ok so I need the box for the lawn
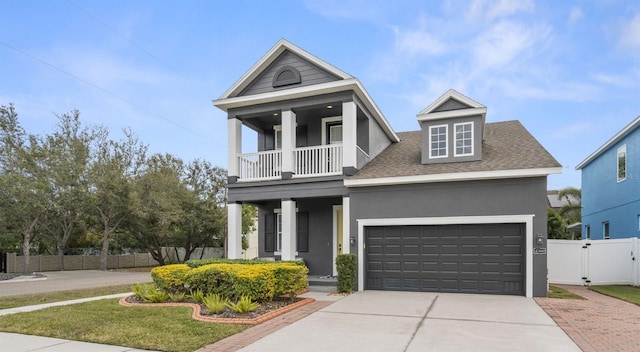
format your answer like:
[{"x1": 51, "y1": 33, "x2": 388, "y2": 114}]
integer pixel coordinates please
[
  {"x1": 0, "y1": 298, "x2": 249, "y2": 352},
  {"x1": 589, "y1": 285, "x2": 640, "y2": 306},
  {"x1": 547, "y1": 285, "x2": 584, "y2": 299},
  {"x1": 0, "y1": 284, "x2": 135, "y2": 309}
]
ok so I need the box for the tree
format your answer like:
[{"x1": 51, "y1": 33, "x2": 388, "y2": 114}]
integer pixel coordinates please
[
  {"x1": 241, "y1": 205, "x2": 258, "y2": 253},
  {"x1": 547, "y1": 208, "x2": 569, "y2": 239},
  {"x1": 0, "y1": 105, "x2": 49, "y2": 273},
  {"x1": 89, "y1": 129, "x2": 147, "y2": 270},
  {"x1": 557, "y1": 187, "x2": 581, "y2": 225},
  {"x1": 41, "y1": 111, "x2": 98, "y2": 270}
]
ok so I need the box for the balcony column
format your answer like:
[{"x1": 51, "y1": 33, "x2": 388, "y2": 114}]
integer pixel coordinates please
[
  {"x1": 342, "y1": 100, "x2": 357, "y2": 176},
  {"x1": 280, "y1": 199, "x2": 297, "y2": 261},
  {"x1": 227, "y1": 202, "x2": 243, "y2": 259},
  {"x1": 227, "y1": 117, "x2": 242, "y2": 183},
  {"x1": 281, "y1": 109, "x2": 296, "y2": 180},
  {"x1": 342, "y1": 196, "x2": 351, "y2": 254}
]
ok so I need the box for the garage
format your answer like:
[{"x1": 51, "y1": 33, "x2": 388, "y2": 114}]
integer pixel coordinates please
[{"x1": 365, "y1": 223, "x2": 525, "y2": 295}]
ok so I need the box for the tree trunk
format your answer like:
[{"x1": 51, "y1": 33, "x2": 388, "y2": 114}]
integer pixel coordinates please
[
  {"x1": 57, "y1": 241, "x2": 65, "y2": 271},
  {"x1": 99, "y1": 231, "x2": 111, "y2": 270},
  {"x1": 21, "y1": 233, "x2": 31, "y2": 275}
]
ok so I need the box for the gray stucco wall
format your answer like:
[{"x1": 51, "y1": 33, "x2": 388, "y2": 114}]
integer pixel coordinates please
[
  {"x1": 347, "y1": 177, "x2": 549, "y2": 297},
  {"x1": 240, "y1": 51, "x2": 340, "y2": 96},
  {"x1": 257, "y1": 198, "x2": 339, "y2": 275}
]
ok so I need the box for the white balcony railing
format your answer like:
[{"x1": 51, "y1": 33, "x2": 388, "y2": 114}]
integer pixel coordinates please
[
  {"x1": 236, "y1": 145, "x2": 343, "y2": 181},
  {"x1": 294, "y1": 144, "x2": 343, "y2": 177},
  {"x1": 237, "y1": 150, "x2": 282, "y2": 181}
]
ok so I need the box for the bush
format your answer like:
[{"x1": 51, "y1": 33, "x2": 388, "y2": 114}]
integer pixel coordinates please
[
  {"x1": 185, "y1": 263, "x2": 276, "y2": 301},
  {"x1": 186, "y1": 258, "x2": 305, "y2": 268},
  {"x1": 226, "y1": 295, "x2": 260, "y2": 313},
  {"x1": 272, "y1": 263, "x2": 308, "y2": 299},
  {"x1": 336, "y1": 254, "x2": 357, "y2": 293},
  {"x1": 151, "y1": 264, "x2": 190, "y2": 293},
  {"x1": 203, "y1": 293, "x2": 228, "y2": 314},
  {"x1": 189, "y1": 289, "x2": 205, "y2": 303}
]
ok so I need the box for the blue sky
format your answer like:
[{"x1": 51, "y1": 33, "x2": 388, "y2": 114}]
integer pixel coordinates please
[{"x1": 2, "y1": 0, "x2": 640, "y2": 190}]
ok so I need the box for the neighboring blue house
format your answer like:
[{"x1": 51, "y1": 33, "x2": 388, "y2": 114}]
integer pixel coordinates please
[{"x1": 576, "y1": 116, "x2": 640, "y2": 240}]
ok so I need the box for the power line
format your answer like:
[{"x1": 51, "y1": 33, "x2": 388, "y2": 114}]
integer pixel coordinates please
[
  {"x1": 66, "y1": 0, "x2": 210, "y2": 94},
  {"x1": 0, "y1": 40, "x2": 219, "y2": 144}
]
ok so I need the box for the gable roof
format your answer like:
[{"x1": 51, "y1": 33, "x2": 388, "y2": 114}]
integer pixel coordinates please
[
  {"x1": 575, "y1": 115, "x2": 640, "y2": 170},
  {"x1": 417, "y1": 89, "x2": 487, "y2": 123},
  {"x1": 219, "y1": 39, "x2": 353, "y2": 100},
  {"x1": 345, "y1": 120, "x2": 562, "y2": 187}
]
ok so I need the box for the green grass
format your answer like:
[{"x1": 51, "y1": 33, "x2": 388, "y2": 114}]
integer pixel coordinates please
[
  {"x1": 547, "y1": 285, "x2": 584, "y2": 299},
  {"x1": 0, "y1": 284, "x2": 137, "y2": 309},
  {"x1": 0, "y1": 298, "x2": 249, "y2": 352},
  {"x1": 589, "y1": 285, "x2": 640, "y2": 306}
]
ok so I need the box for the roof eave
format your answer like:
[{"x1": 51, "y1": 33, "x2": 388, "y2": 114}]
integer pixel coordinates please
[{"x1": 576, "y1": 115, "x2": 640, "y2": 170}]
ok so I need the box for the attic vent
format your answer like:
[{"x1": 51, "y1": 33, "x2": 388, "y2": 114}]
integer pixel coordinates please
[{"x1": 272, "y1": 65, "x2": 301, "y2": 87}]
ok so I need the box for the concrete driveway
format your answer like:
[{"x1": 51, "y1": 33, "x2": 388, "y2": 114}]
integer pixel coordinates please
[{"x1": 239, "y1": 291, "x2": 580, "y2": 352}]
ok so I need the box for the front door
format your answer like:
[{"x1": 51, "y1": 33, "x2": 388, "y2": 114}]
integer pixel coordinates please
[{"x1": 332, "y1": 205, "x2": 343, "y2": 276}]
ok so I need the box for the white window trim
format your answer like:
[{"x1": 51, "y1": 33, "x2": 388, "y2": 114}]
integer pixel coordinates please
[
  {"x1": 321, "y1": 116, "x2": 343, "y2": 146},
  {"x1": 356, "y1": 215, "x2": 535, "y2": 298},
  {"x1": 617, "y1": 144, "x2": 627, "y2": 183},
  {"x1": 454, "y1": 121, "x2": 474, "y2": 157},
  {"x1": 585, "y1": 225, "x2": 591, "y2": 239},
  {"x1": 273, "y1": 208, "x2": 299, "y2": 256},
  {"x1": 274, "y1": 125, "x2": 282, "y2": 150},
  {"x1": 429, "y1": 124, "x2": 448, "y2": 159}
]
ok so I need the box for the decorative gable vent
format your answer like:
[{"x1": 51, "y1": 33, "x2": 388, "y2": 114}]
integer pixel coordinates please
[{"x1": 272, "y1": 65, "x2": 301, "y2": 87}]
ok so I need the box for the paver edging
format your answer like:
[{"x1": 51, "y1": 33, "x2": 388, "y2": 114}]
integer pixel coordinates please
[{"x1": 119, "y1": 296, "x2": 315, "y2": 325}]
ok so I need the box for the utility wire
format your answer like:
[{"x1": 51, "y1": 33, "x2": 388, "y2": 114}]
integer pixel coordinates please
[
  {"x1": 0, "y1": 40, "x2": 216, "y2": 143},
  {"x1": 67, "y1": 0, "x2": 211, "y2": 94}
]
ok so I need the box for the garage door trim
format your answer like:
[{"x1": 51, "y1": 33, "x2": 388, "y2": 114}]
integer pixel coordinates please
[{"x1": 357, "y1": 215, "x2": 534, "y2": 297}]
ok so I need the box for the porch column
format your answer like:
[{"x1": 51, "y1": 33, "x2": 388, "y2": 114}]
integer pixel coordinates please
[
  {"x1": 342, "y1": 100, "x2": 357, "y2": 176},
  {"x1": 281, "y1": 199, "x2": 297, "y2": 261},
  {"x1": 281, "y1": 109, "x2": 296, "y2": 179},
  {"x1": 228, "y1": 117, "x2": 242, "y2": 183},
  {"x1": 342, "y1": 196, "x2": 351, "y2": 254},
  {"x1": 227, "y1": 202, "x2": 243, "y2": 259}
]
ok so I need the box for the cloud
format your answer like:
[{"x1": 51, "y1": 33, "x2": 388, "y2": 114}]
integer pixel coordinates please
[
  {"x1": 551, "y1": 122, "x2": 595, "y2": 140},
  {"x1": 619, "y1": 13, "x2": 640, "y2": 50},
  {"x1": 393, "y1": 25, "x2": 447, "y2": 57},
  {"x1": 567, "y1": 6, "x2": 584, "y2": 26},
  {"x1": 592, "y1": 72, "x2": 638, "y2": 88},
  {"x1": 466, "y1": 0, "x2": 534, "y2": 22}
]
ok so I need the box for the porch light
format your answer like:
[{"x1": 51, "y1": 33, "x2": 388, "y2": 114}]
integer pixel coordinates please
[
  {"x1": 327, "y1": 105, "x2": 333, "y2": 109},
  {"x1": 273, "y1": 112, "x2": 278, "y2": 116}
]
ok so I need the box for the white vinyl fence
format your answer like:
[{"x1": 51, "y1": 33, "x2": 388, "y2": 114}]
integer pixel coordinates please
[{"x1": 548, "y1": 238, "x2": 640, "y2": 286}]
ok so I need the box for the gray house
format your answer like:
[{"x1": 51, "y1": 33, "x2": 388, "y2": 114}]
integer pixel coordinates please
[{"x1": 214, "y1": 39, "x2": 561, "y2": 297}]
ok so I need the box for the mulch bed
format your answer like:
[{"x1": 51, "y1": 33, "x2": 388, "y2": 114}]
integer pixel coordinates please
[{"x1": 119, "y1": 294, "x2": 315, "y2": 325}]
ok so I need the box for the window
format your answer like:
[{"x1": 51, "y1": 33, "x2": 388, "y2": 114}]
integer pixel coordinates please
[
  {"x1": 603, "y1": 221, "x2": 610, "y2": 240},
  {"x1": 429, "y1": 125, "x2": 448, "y2": 158},
  {"x1": 454, "y1": 122, "x2": 473, "y2": 156},
  {"x1": 274, "y1": 125, "x2": 282, "y2": 150},
  {"x1": 328, "y1": 123, "x2": 343, "y2": 144},
  {"x1": 585, "y1": 225, "x2": 591, "y2": 240},
  {"x1": 275, "y1": 212, "x2": 282, "y2": 251},
  {"x1": 617, "y1": 145, "x2": 627, "y2": 182}
]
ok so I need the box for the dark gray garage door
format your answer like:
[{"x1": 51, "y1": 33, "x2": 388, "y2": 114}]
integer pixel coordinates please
[{"x1": 365, "y1": 223, "x2": 524, "y2": 295}]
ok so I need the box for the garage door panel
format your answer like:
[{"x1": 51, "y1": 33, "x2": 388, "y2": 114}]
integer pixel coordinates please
[{"x1": 366, "y1": 223, "x2": 525, "y2": 295}]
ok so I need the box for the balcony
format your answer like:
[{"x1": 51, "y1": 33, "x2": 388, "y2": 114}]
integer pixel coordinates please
[{"x1": 236, "y1": 144, "x2": 343, "y2": 182}]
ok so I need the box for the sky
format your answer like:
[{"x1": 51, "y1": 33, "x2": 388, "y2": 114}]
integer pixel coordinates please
[{"x1": 1, "y1": 0, "x2": 640, "y2": 190}]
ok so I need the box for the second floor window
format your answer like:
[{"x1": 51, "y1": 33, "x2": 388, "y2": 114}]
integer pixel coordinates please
[
  {"x1": 328, "y1": 122, "x2": 343, "y2": 144},
  {"x1": 430, "y1": 125, "x2": 448, "y2": 158},
  {"x1": 617, "y1": 144, "x2": 626, "y2": 182},
  {"x1": 454, "y1": 122, "x2": 473, "y2": 156}
]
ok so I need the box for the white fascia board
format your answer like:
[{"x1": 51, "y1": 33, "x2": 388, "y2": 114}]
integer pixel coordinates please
[
  {"x1": 418, "y1": 89, "x2": 485, "y2": 115},
  {"x1": 417, "y1": 107, "x2": 487, "y2": 122},
  {"x1": 575, "y1": 115, "x2": 640, "y2": 170},
  {"x1": 219, "y1": 39, "x2": 353, "y2": 100},
  {"x1": 345, "y1": 167, "x2": 563, "y2": 187},
  {"x1": 213, "y1": 79, "x2": 400, "y2": 143}
]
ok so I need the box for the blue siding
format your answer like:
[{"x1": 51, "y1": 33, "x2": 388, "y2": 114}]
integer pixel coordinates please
[{"x1": 582, "y1": 127, "x2": 640, "y2": 239}]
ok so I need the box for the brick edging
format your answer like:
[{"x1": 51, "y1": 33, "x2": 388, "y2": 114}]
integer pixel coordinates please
[{"x1": 118, "y1": 296, "x2": 315, "y2": 325}]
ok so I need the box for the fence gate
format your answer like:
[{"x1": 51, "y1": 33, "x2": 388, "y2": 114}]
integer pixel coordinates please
[{"x1": 0, "y1": 252, "x2": 6, "y2": 273}]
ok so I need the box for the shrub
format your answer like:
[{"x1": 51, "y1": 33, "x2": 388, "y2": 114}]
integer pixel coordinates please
[
  {"x1": 226, "y1": 296, "x2": 259, "y2": 313},
  {"x1": 132, "y1": 283, "x2": 156, "y2": 300},
  {"x1": 147, "y1": 290, "x2": 170, "y2": 303},
  {"x1": 169, "y1": 292, "x2": 186, "y2": 302},
  {"x1": 202, "y1": 293, "x2": 228, "y2": 314},
  {"x1": 151, "y1": 264, "x2": 190, "y2": 293},
  {"x1": 336, "y1": 254, "x2": 357, "y2": 293},
  {"x1": 272, "y1": 263, "x2": 308, "y2": 299},
  {"x1": 185, "y1": 263, "x2": 276, "y2": 301},
  {"x1": 188, "y1": 289, "x2": 205, "y2": 303},
  {"x1": 186, "y1": 258, "x2": 306, "y2": 268}
]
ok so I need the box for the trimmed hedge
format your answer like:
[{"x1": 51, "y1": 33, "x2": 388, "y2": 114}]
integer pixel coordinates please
[
  {"x1": 151, "y1": 261, "x2": 308, "y2": 301},
  {"x1": 336, "y1": 254, "x2": 357, "y2": 293},
  {"x1": 186, "y1": 257, "x2": 306, "y2": 268},
  {"x1": 151, "y1": 264, "x2": 190, "y2": 293}
]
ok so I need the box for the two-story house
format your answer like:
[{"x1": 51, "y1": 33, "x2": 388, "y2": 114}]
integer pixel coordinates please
[
  {"x1": 576, "y1": 115, "x2": 640, "y2": 240},
  {"x1": 213, "y1": 39, "x2": 561, "y2": 297}
]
